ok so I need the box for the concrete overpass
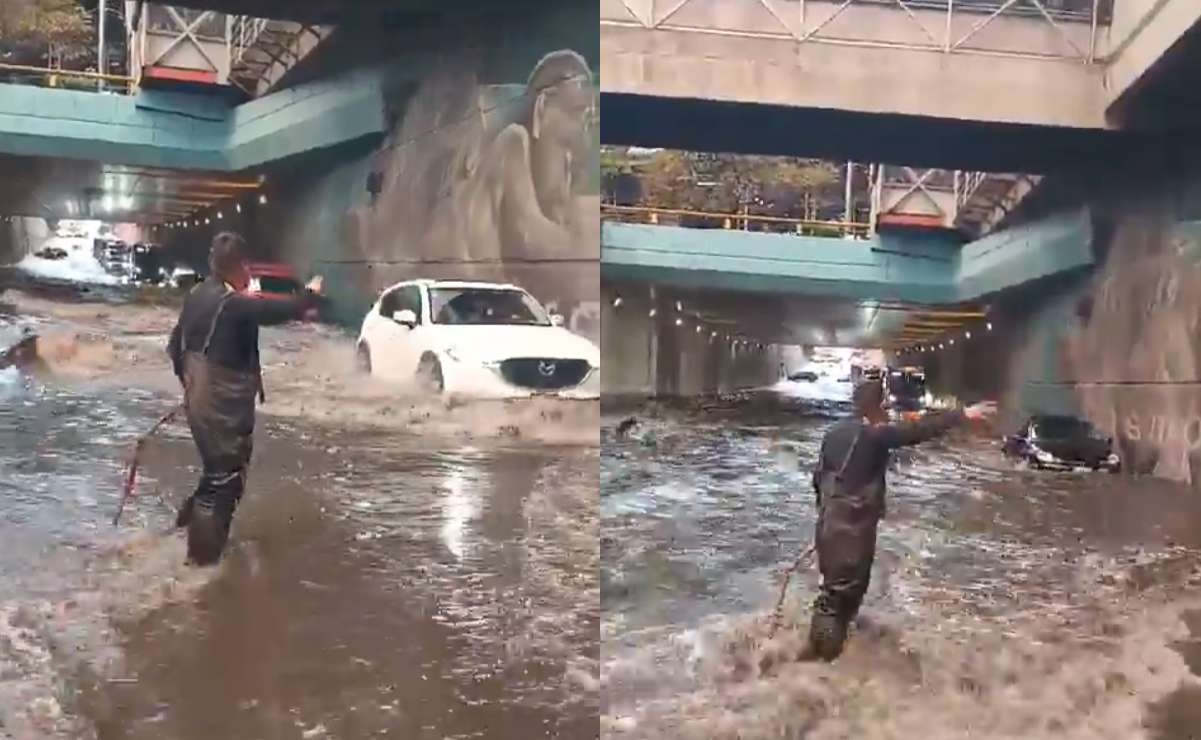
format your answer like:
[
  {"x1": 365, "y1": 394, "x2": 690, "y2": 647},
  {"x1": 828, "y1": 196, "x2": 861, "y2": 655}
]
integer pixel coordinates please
[
  {"x1": 602, "y1": 208, "x2": 1093, "y2": 343},
  {"x1": 599, "y1": 204, "x2": 1096, "y2": 396},
  {"x1": 1, "y1": 0, "x2": 599, "y2": 339},
  {"x1": 600, "y1": 0, "x2": 1201, "y2": 169},
  {"x1": 0, "y1": 0, "x2": 592, "y2": 227},
  {"x1": 0, "y1": 69, "x2": 385, "y2": 223}
]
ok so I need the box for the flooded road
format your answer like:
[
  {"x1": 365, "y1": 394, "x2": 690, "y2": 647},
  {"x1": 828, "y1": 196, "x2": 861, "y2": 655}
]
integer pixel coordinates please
[
  {"x1": 601, "y1": 396, "x2": 1201, "y2": 740},
  {"x1": 0, "y1": 291, "x2": 598, "y2": 739}
]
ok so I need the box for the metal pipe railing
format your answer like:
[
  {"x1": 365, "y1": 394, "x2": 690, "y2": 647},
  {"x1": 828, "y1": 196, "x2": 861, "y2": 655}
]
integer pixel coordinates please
[
  {"x1": 601, "y1": 204, "x2": 871, "y2": 238},
  {"x1": 0, "y1": 62, "x2": 136, "y2": 93}
]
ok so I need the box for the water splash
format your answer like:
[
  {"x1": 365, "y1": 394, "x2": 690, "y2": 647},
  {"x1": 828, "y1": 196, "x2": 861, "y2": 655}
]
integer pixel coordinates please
[{"x1": 601, "y1": 399, "x2": 1201, "y2": 738}]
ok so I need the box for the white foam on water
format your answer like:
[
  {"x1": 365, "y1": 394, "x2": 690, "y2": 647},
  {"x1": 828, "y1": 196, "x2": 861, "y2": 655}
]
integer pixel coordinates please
[
  {"x1": 16, "y1": 237, "x2": 120, "y2": 286},
  {"x1": 602, "y1": 550, "x2": 1201, "y2": 740},
  {"x1": 769, "y1": 378, "x2": 853, "y2": 403}
]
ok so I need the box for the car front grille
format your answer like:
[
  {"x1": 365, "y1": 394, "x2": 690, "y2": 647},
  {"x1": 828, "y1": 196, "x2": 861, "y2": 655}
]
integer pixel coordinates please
[{"x1": 499, "y1": 358, "x2": 591, "y2": 390}]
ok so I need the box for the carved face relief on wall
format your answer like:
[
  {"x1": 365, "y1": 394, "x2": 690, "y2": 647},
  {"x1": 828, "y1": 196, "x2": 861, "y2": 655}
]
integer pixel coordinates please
[{"x1": 343, "y1": 49, "x2": 599, "y2": 337}]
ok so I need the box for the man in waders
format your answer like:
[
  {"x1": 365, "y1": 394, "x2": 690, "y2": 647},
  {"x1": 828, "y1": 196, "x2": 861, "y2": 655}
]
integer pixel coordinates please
[
  {"x1": 806, "y1": 381, "x2": 994, "y2": 660},
  {"x1": 166, "y1": 232, "x2": 322, "y2": 565}
]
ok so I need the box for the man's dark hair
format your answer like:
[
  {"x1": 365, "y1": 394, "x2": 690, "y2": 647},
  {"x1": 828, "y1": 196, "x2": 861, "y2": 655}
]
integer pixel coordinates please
[
  {"x1": 852, "y1": 380, "x2": 884, "y2": 416},
  {"x1": 208, "y1": 232, "x2": 247, "y2": 278}
]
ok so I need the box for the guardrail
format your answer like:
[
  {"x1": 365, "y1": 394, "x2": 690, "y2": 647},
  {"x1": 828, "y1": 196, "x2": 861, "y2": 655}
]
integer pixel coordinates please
[
  {"x1": 602, "y1": 204, "x2": 871, "y2": 239},
  {"x1": 0, "y1": 62, "x2": 136, "y2": 94}
]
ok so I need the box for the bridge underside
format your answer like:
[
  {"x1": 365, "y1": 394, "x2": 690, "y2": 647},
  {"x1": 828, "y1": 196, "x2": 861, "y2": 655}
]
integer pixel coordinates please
[
  {"x1": 601, "y1": 209, "x2": 1094, "y2": 351},
  {"x1": 1111, "y1": 18, "x2": 1201, "y2": 131},
  {"x1": 603, "y1": 279, "x2": 982, "y2": 349},
  {"x1": 601, "y1": 9, "x2": 1106, "y2": 127},
  {"x1": 601, "y1": 93, "x2": 1156, "y2": 175},
  {"x1": 0, "y1": 67, "x2": 385, "y2": 174},
  {"x1": 0, "y1": 153, "x2": 268, "y2": 225}
]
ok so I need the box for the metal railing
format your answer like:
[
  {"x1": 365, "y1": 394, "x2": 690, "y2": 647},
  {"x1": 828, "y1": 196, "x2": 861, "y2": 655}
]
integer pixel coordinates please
[
  {"x1": 607, "y1": 0, "x2": 1110, "y2": 63},
  {"x1": 852, "y1": 0, "x2": 1110, "y2": 25},
  {"x1": 954, "y1": 171, "x2": 990, "y2": 211},
  {"x1": 0, "y1": 62, "x2": 136, "y2": 93},
  {"x1": 128, "y1": 4, "x2": 302, "y2": 96},
  {"x1": 230, "y1": 15, "x2": 270, "y2": 72},
  {"x1": 602, "y1": 204, "x2": 871, "y2": 238}
]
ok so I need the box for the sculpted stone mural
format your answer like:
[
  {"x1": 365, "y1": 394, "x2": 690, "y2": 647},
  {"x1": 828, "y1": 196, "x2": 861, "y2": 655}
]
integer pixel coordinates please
[
  {"x1": 344, "y1": 49, "x2": 599, "y2": 339},
  {"x1": 1059, "y1": 210, "x2": 1201, "y2": 487}
]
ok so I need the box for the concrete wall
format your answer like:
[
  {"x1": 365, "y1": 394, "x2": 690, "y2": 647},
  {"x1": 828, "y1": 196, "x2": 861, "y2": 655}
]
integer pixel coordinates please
[
  {"x1": 601, "y1": 281, "x2": 783, "y2": 398},
  {"x1": 1104, "y1": 0, "x2": 1201, "y2": 111},
  {"x1": 928, "y1": 167, "x2": 1201, "y2": 490},
  {"x1": 601, "y1": 1, "x2": 1108, "y2": 129},
  {"x1": 919, "y1": 271, "x2": 1088, "y2": 422},
  {"x1": 0, "y1": 218, "x2": 49, "y2": 264}
]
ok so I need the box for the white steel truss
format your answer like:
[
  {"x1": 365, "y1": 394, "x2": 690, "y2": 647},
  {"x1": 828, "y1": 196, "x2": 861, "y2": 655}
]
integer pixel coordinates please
[
  {"x1": 605, "y1": 0, "x2": 1109, "y2": 64},
  {"x1": 869, "y1": 165, "x2": 1042, "y2": 235},
  {"x1": 127, "y1": 3, "x2": 332, "y2": 97}
]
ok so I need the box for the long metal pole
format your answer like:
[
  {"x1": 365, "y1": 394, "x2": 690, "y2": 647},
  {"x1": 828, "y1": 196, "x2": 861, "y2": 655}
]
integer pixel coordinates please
[
  {"x1": 1088, "y1": 0, "x2": 1099, "y2": 63},
  {"x1": 944, "y1": 0, "x2": 953, "y2": 52},
  {"x1": 97, "y1": 0, "x2": 107, "y2": 90},
  {"x1": 844, "y1": 161, "x2": 854, "y2": 235}
]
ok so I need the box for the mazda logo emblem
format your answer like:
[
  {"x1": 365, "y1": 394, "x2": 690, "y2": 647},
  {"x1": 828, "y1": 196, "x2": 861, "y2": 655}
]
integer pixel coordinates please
[{"x1": 538, "y1": 361, "x2": 557, "y2": 376}]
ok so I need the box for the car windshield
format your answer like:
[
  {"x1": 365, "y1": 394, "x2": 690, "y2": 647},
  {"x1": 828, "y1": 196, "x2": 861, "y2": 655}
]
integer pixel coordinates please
[
  {"x1": 1033, "y1": 416, "x2": 1093, "y2": 438},
  {"x1": 890, "y1": 370, "x2": 926, "y2": 397},
  {"x1": 429, "y1": 288, "x2": 549, "y2": 326},
  {"x1": 253, "y1": 276, "x2": 300, "y2": 294}
]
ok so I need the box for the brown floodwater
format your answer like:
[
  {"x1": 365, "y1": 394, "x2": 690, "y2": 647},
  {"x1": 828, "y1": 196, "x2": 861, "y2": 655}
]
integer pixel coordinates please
[
  {"x1": 0, "y1": 300, "x2": 599, "y2": 740},
  {"x1": 600, "y1": 396, "x2": 1201, "y2": 740}
]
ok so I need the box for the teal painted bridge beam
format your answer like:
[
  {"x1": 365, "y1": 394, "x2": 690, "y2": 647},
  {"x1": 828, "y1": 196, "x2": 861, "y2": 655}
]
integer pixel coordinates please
[
  {"x1": 956, "y1": 209, "x2": 1094, "y2": 301},
  {"x1": 601, "y1": 209, "x2": 1094, "y2": 305},
  {"x1": 0, "y1": 67, "x2": 386, "y2": 171}
]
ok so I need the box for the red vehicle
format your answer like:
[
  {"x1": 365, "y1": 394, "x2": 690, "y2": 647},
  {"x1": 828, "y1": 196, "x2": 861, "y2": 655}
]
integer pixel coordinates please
[{"x1": 246, "y1": 262, "x2": 318, "y2": 321}]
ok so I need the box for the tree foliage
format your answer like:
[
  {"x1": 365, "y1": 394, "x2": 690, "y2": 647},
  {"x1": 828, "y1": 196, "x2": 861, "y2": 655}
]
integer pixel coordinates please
[
  {"x1": 602, "y1": 147, "x2": 846, "y2": 221},
  {"x1": 0, "y1": 0, "x2": 94, "y2": 67}
]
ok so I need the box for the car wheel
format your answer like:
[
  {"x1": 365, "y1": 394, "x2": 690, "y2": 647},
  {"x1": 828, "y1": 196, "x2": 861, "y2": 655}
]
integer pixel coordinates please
[
  {"x1": 356, "y1": 343, "x2": 372, "y2": 374},
  {"x1": 417, "y1": 354, "x2": 444, "y2": 395}
]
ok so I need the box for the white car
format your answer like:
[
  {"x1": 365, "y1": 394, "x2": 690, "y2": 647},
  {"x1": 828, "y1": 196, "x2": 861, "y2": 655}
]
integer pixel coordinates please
[{"x1": 356, "y1": 279, "x2": 600, "y2": 401}]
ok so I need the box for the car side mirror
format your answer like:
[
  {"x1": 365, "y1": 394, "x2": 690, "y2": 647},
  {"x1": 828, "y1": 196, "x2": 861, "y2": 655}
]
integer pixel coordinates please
[
  {"x1": 392, "y1": 309, "x2": 417, "y2": 327},
  {"x1": 550, "y1": 313, "x2": 565, "y2": 327}
]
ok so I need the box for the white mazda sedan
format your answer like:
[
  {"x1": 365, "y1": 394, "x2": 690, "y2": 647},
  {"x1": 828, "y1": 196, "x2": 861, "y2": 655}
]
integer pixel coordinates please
[{"x1": 356, "y1": 279, "x2": 599, "y2": 401}]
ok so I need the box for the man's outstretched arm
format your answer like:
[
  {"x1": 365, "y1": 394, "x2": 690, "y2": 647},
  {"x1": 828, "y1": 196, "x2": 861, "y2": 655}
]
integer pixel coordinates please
[
  {"x1": 876, "y1": 409, "x2": 965, "y2": 449},
  {"x1": 874, "y1": 402, "x2": 995, "y2": 449},
  {"x1": 242, "y1": 277, "x2": 324, "y2": 326},
  {"x1": 242, "y1": 291, "x2": 320, "y2": 326}
]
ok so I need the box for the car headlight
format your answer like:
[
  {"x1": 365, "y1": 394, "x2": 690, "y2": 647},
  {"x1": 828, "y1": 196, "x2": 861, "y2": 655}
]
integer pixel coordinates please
[
  {"x1": 888, "y1": 394, "x2": 897, "y2": 403},
  {"x1": 924, "y1": 392, "x2": 933, "y2": 405}
]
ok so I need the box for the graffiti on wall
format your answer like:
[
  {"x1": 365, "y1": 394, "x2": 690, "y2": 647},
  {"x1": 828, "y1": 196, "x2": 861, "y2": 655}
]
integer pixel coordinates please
[
  {"x1": 344, "y1": 49, "x2": 599, "y2": 338},
  {"x1": 1057, "y1": 212, "x2": 1201, "y2": 486}
]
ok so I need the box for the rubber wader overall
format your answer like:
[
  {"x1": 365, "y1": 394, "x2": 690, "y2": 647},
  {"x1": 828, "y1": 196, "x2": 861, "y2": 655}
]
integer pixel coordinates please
[
  {"x1": 809, "y1": 428, "x2": 880, "y2": 661},
  {"x1": 177, "y1": 289, "x2": 258, "y2": 565}
]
